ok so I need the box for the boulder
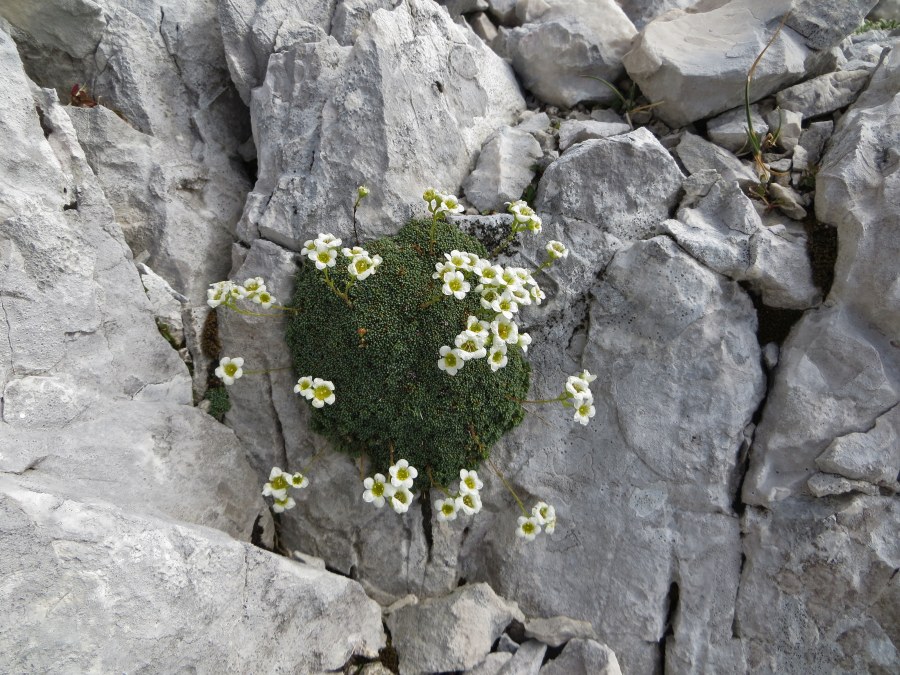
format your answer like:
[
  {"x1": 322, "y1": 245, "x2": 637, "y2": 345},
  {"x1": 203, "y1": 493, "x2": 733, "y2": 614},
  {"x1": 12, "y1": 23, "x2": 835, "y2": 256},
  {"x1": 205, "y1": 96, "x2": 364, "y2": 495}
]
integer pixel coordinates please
[
  {"x1": 776, "y1": 69, "x2": 872, "y2": 119},
  {"x1": 623, "y1": 0, "x2": 822, "y2": 127},
  {"x1": 539, "y1": 638, "x2": 622, "y2": 675},
  {"x1": 385, "y1": 583, "x2": 524, "y2": 674},
  {"x1": 616, "y1": 0, "x2": 700, "y2": 30},
  {"x1": 0, "y1": 476, "x2": 385, "y2": 673},
  {"x1": 557, "y1": 119, "x2": 631, "y2": 151},
  {"x1": 503, "y1": 0, "x2": 637, "y2": 107},
  {"x1": 536, "y1": 127, "x2": 684, "y2": 240},
  {"x1": 815, "y1": 404, "x2": 900, "y2": 489},
  {"x1": 242, "y1": 0, "x2": 525, "y2": 250},
  {"x1": 675, "y1": 132, "x2": 759, "y2": 187},
  {"x1": 463, "y1": 126, "x2": 542, "y2": 211},
  {"x1": 706, "y1": 104, "x2": 768, "y2": 154},
  {"x1": 524, "y1": 615, "x2": 596, "y2": 647}
]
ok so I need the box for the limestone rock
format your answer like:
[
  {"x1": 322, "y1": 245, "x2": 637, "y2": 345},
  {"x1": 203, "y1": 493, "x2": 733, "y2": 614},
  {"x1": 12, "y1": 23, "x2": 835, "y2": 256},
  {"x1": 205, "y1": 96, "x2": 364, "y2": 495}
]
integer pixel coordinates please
[
  {"x1": 765, "y1": 108, "x2": 803, "y2": 152},
  {"x1": 536, "y1": 127, "x2": 684, "y2": 240},
  {"x1": 616, "y1": 0, "x2": 699, "y2": 30},
  {"x1": 736, "y1": 497, "x2": 899, "y2": 672},
  {"x1": 623, "y1": 1, "x2": 812, "y2": 127},
  {"x1": 468, "y1": 652, "x2": 513, "y2": 675},
  {"x1": 675, "y1": 132, "x2": 759, "y2": 187},
  {"x1": 498, "y1": 640, "x2": 546, "y2": 674},
  {"x1": 776, "y1": 69, "x2": 872, "y2": 119},
  {"x1": 331, "y1": 1, "x2": 398, "y2": 46},
  {"x1": 486, "y1": 0, "x2": 517, "y2": 25},
  {"x1": 504, "y1": 0, "x2": 637, "y2": 107},
  {"x1": 539, "y1": 638, "x2": 622, "y2": 675},
  {"x1": 743, "y1": 308, "x2": 900, "y2": 506},
  {"x1": 707, "y1": 105, "x2": 768, "y2": 154},
  {"x1": 816, "y1": 46, "x2": 900, "y2": 338},
  {"x1": 385, "y1": 583, "x2": 524, "y2": 674},
  {"x1": 524, "y1": 615, "x2": 596, "y2": 647},
  {"x1": 137, "y1": 263, "x2": 187, "y2": 347},
  {"x1": 785, "y1": 0, "x2": 879, "y2": 51},
  {"x1": 463, "y1": 126, "x2": 542, "y2": 212},
  {"x1": 0, "y1": 477, "x2": 385, "y2": 673},
  {"x1": 243, "y1": 0, "x2": 525, "y2": 250},
  {"x1": 468, "y1": 11, "x2": 500, "y2": 43},
  {"x1": 767, "y1": 182, "x2": 807, "y2": 220},
  {"x1": 815, "y1": 404, "x2": 900, "y2": 488},
  {"x1": 557, "y1": 119, "x2": 631, "y2": 151},
  {"x1": 795, "y1": 120, "x2": 833, "y2": 170},
  {"x1": 807, "y1": 472, "x2": 880, "y2": 497}
]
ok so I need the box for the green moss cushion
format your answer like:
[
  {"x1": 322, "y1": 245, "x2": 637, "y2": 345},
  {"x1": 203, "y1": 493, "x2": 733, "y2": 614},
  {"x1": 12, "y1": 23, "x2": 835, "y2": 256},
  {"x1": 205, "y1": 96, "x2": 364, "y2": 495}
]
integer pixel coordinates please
[{"x1": 286, "y1": 219, "x2": 530, "y2": 485}]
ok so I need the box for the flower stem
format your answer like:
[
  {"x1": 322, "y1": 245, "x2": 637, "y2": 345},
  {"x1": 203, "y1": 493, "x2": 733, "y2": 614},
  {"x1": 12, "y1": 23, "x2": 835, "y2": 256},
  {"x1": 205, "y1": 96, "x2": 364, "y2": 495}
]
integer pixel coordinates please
[
  {"x1": 510, "y1": 394, "x2": 567, "y2": 405},
  {"x1": 323, "y1": 269, "x2": 353, "y2": 308},
  {"x1": 223, "y1": 303, "x2": 288, "y2": 318},
  {"x1": 429, "y1": 214, "x2": 439, "y2": 254},
  {"x1": 487, "y1": 458, "x2": 528, "y2": 517},
  {"x1": 489, "y1": 226, "x2": 520, "y2": 259}
]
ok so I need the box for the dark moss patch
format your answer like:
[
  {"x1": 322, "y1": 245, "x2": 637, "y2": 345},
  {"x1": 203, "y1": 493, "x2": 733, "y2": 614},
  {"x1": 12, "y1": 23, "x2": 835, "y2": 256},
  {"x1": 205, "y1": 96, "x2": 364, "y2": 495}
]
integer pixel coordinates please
[
  {"x1": 286, "y1": 219, "x2": 530, "y2": 486},
  {"x1": 203, "y1": 386, "x2": 231, "y2": 421}
]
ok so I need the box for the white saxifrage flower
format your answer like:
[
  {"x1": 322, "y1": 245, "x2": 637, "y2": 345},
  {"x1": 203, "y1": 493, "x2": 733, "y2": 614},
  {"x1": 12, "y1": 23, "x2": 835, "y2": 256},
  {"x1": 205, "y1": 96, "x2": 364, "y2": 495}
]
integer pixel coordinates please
[
  {"x1": 348, "y1": 253, "x2": 382, "y2": 280},
  {"x1": 488, "y1": 342, "x2": 508, "y2": 372},
  {"x1": 574, "y1": 399, "x2": 596, "y2": 425},
  {"x1": 435, "y1": 497, "x2": 459, "y2": 522},
  {"x1": 254, "y1": 290, "x2": 275, "y2": 308},
  {"x1": 580, "y1": 369, "x2": 598, "y2": 384},
  {"x1": 516, "y1": 515, "x2": 542, "y2": 541},
  {"x1": 454, "y1": 333, "x2": 487, "y2": 361},
  {"x1": 455, "y1": 491, "x2": 483, "y2": 515},
  {"x1": 532, "y1": 501, "x2": 557, "y2": 534},
  {"x1": 215, "y1": 356, "x2": 244, "y2": 385},
  {"x1": 311, "y1": 245, "x2": 338, "y2": 270},
  {"x1": 445, "y1": 250, "x2": 470, "y2": 270},
  {"x1": 294, "y1": 376, "x2": 314, "y2": 398},
  {"x1": 389, "y1": 459, "x2": 418, "y2": 489},
  {"x1": 207, "y1": 280, "x2": 236, "y2": 308},
  {"x1": 390, "y1": 486, "x2": 414, "y2": 514},
  {"x1": 273, "y1": 495, "x2": 297, "y2": 513},
  {"x1": 310, "y1": 378, "x2": 336, "y2": 408},
  {"x1": 342, "y1": 246, "x2": 366, "y2": 258},
  {"x1": 362, "y1": 473, "x2": 394, "y2": 508},
  {"x1": 262, "y1": 467, "x2": 291, "y2": 500},
  {"x1": 458, "y1": 469, "x2": 483, "y2": 495},
  {"x1": 438, "y1": 345, "x2": 465, "y2": 375},
  {"x1": 565, "y1": 375, "x2": 591, "y2": 399},
  {"x1": 290, "y1": 472, "x2": 309, "y2": 489},
  {"x1": 546, "y1": 240, "x2": 569, "y2": 260},
  {"x1": 441, "y1": 270, "x2": 470, "y2": 300},
  {"x1": 516, "y1": 332, "x2": 533, "y2": 354},
  {"x1": 491, "y1": 291, "x2": 518, "y2": 319},
  {"x1": 491, "y1": 317, "x2": 519, "y2": 345},
  {"x1": 464, "y1": 315, "x2": 490, "y2": 340}
]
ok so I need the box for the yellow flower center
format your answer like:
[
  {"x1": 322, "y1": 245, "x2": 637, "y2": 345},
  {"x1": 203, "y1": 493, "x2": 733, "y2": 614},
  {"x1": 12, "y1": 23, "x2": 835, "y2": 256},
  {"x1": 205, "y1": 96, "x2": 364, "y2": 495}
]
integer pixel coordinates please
[
  {"x1": 314, "y1": 385, "x2": 331, "y2": 400},
  {"x1": 271, "y1": 475, "x2": 289, "y2": 491},
  {"x1": 224, "y1": 363, "x2": 238, "y2": 377},
  {"x1": 522, "y1": 521, "x2": 536, "y2": 535},
  {"x1": 372, "y1": 482, "x2": 384, "y2": 497}
]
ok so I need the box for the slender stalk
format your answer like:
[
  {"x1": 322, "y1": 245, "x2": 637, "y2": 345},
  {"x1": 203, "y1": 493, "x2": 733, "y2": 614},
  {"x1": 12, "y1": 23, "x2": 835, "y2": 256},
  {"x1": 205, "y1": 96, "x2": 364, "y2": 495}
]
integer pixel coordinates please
[
  {"x1": 489, "y1": 227, "x2": 520, "y2": 259},
  {"x1": 322, "y1": 268, "x2": 353, "y2": 308},
  {"x1": 487, "y1": 458, "x2": 528, "y2": 517},
  {"x1": 224, "y1": 303, "x2": 289, "y2": 318}
]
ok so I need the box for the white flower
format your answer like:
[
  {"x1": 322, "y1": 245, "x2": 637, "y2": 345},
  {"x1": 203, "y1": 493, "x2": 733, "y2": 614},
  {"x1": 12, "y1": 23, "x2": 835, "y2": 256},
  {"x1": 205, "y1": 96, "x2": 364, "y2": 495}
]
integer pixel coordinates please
[
  {"x1": 454, "y1": 333, "x2": 487, "y2": 360},
  {"x1": 438, "y1": 345, "x2": 465, "y2": 375},
  {"x1": 510, "y1": 286, "x2": 531, "y2": 306},
  {"x1": 478, "y1": 264, "x2": 503, "y2": 286},
  {"x1": 530, "y1": 285, "x2": 546, "y2": 305},
  {"x1": 435, "y1": 497, "x2": 459, "y2": 522},
  {"x1": 507, "y1": 200, "x2": 533, "y2": 223},
  {"x1": 435, "y1": 193, "x2": 464, "y2": 215},
  {"x1": 565, "y1": 375, "x2": 591, "y2": 399},
  {"x1": 491, "y1": 317, "x2": 519, "y2": 345},
  {"x1": 546, "y1": 240, "x2": 569, "y2": 260},
  {"x1": 342, "y1": 246, "x2": 366, "y2": 258},
  {"x1": 215, "y1": 356, "x2": 244, "y2": 386},
  {"x1": 458, "y1": 469, "x2": 483, "y2": 495},
  {"x1": 290, "y1": 472, "x2": 309, "y2": 489},
  {"x1": 311, "y1": 245, "x2": 338, "y2": 270},
  {"x1": 445, "y1": 250, "x2": 470, "y2": 270},
  {"x1": 363, "y1": 473, "x2": 394, "y2": 508},
  {"x1": 480, "y1": 287, "x2": 500, "y2": 310},
  {"x1": 357, "y1": 185, "x2": 370, "y2": 198},
  {"x1": 532, "y1": 501, "x2": 556, "y2": 526},
  {"x1": 262, "y1": 467, "x2": 291, "y2": 500},
  {"x1": 349, "y1": 253, "x2": 382, "y2": 280},
  {"x1": 499, "y1": 268, "x2": 519, "y2": 287},
  {"x1": 310, "y1": 378, "x2": 336, "y2": 408},
  {"x1": 455, "y1": 491, "x2": 483, "y2": 515},
  {"x1": 580, "y1": 369, "x2": 597, "y2": 384},
  {"x1": 294, "y1": 376, "x2": 314, "y2": 398},
  {"x1": 441, "y1": 271, "x2": 470, "y2": 300},
  {"x1": 433, "y1": 261, "x2": 457, "y2": 280},
  {"x1": 253, "y1": 290, "x2": 275, "y2": 308},
  {"x1": 516, "y1": 515, "x2": 542, "y2": 541},
  {"x1": 207, "y1": 280, "x2": 236, "y2": 308},
  {"x1": 315, "y1": 233, "x2": 341, "y2": 248},
  {"x1": 574, "y1": 399, "x2": 596, "y2": 425},
  {"x1": 389, "y1": 459, "x2": 418, "y2": 489},
  {"x1": 516, "y1": 332, "x2": 532, "y2": 354},
  {"x1": 488, "y1": 342, "x2": 508, "y2": 372},
  {"x1": 464, "y1": 315, "x2": 490, "y2": 340},
  {"x1": 302, "y1": 238, "x2": 318, "y2": 255},
  {"x1": 241, "y1": 277, "x2": 266, "y2": 298},
  {"x1": 527, "y1": 214, "x2": 542, "y2": 233},
  {"x1": 491, "y1": 291, "x2": 518, "y2": 319},
  {"x1": 273, "y1": 495, "x2": 297, "y2": 513},
  {"x1": 390, "y1": 486, "x2": 414, "y2": 513},
  {"x1": 465, "y1": 252, "x2": 481, "y2": 269}
]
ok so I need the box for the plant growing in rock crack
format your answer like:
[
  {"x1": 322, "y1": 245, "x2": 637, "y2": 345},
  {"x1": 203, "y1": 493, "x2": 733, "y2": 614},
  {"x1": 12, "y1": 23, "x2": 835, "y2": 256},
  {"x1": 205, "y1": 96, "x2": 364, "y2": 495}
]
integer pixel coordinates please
[
  {"x1": 583, "y1": 75, "x2": 664, "y2": 129},
  {"x1": 210, "y1": 187, "x2": 597, "y2": 541},
  {"x1": 743, "y1": 13, "x2": 790, "y2": 206}
]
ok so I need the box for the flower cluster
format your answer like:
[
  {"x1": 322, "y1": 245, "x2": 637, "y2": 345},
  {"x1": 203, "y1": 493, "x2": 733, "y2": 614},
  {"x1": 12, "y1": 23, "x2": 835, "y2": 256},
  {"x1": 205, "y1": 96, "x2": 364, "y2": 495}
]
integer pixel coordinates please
[
  {"x1": 207, "y1": 277, "x2": 277, "y2": 309},
  {"x1": 215, "y1": 356, "x2": 244, "y2": 386},
  {"x1": 262, "y1": 466, "x2": 310, "y2": 513},
  {"x1": 294, "y1": 376, "x2": 336, "y2": 408},
  {"x1": 507, "y1": 199, "x2": 543, "y2": 234},
  {"x1": 565, "y1": 369, "x2": 597, "y2": 425},
  {"x1": 423, "y1": 188, "x2": 465, "y2": 218},
  {"x1": 516, "y1": 500, "x2": 557, "y2": 541},
  {"x1": 434, "y1": 468, "x2": 485, "y2": 521},
  {"x1": 362, "y1": 459, "x2": 419, "y2": 514},
  {"x1": 434, "y1": 250, "x2": 541, "y2": 376},
  {"x1": 302, "y1": 233, "x2": 382, "y2": 305}
]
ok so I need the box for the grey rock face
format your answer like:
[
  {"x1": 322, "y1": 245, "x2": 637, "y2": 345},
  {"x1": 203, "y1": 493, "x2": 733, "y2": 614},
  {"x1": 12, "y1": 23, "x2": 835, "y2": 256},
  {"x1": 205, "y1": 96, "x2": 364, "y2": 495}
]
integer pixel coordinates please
[
  {"x1": 504, "y1": 0, "x2": 637, "y2": 107},
  {"x1": 536, "y1": 127, "x2": 684, "y2": 240},
  {"x1": 385, "y1": 583, "x2": 524, "y2": 674},
  {"x1": 776, "y1": 69, "x2": 872, "y2": 118},
  {"x1": 736, "y1": 497, "x2": 899, "y2": 672},
  {"x1": 806, "y1": 472, "x2": 880, "y2": 497},
  {"x1": 706, "y1": 105, "x2": 768, "y2": 154},
  {"x1": 498, "y1": 640, "x2": 546, "y2": 674},
  {"x1": 243, "y1": 0, "x2": 524, "y2": 250},
  {"x1": 815, "y1": 404, "x2": 900, "y2": 489},
  {"x1": 785, "y1": 0, "x2": 879, "y2": 51},
  {"x1": 661, "y1": 178, "x2": 819, "y2": 309},
  {"x1": 524, "y1": 615, "x2": 596, "y2": 647},
  {"x1": 463, "y1": 126, "x2": 542, "y2": 211},
  {"x1": 675, "y1": 132, "x2": 760, "y2": 187},
  {"x1": 0, "y1": 476, "x2": 385, "y2": 673},
  {"x1": 616, "y1": 0, "x2": 699, "y2": 30},
  {"x1": 557, "y1": 119, "x2": 631, "y2": 151},
  {"x1": 539, "y1": 638, "x2": 622, "y2": 675},
  {"x1": 623, "y1": 0, "x2": 847, "y2": 127}
]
